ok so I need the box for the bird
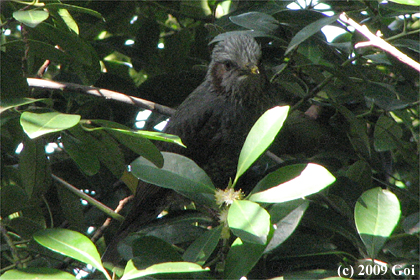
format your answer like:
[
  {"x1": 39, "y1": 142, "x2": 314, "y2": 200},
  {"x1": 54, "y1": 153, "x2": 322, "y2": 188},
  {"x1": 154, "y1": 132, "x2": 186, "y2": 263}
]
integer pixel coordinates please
[{"x1": 103, "y1": 33, "x2": 279, "y2": 264}]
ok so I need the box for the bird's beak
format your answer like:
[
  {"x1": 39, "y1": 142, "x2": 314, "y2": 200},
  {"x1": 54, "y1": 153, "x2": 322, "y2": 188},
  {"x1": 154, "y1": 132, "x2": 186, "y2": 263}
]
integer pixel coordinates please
[{"x1": 249, "y1": 65, "x2": 260, "y2": 75}]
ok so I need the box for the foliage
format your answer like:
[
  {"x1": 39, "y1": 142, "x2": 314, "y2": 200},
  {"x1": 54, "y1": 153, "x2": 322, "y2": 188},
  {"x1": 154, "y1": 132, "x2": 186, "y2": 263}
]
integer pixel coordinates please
[{"x1": 1, "y1": 0, "x2": 419, "y2": 279}]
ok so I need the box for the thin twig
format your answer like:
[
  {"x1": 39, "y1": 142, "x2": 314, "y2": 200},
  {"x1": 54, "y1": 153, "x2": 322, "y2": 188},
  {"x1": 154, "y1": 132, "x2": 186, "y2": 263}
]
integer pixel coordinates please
[
  {"x1": 90, "y1": 195, "x2": 133, "y2": 243},
  {"x1": 27, "y1": 78, "x2": 176, "y2": 116},
  {"x1": 339, "y1": 12, "x2": 420, "y2": 72},
  {"x1": 52, "y1": 174, "x2": 124, "y2": 222}
]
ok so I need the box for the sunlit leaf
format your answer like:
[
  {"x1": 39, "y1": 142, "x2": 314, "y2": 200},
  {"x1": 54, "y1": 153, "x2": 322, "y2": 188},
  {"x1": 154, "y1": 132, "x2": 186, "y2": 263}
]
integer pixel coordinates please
[
  {"x1": 20, "y1": 112, "x2": 80, "y2": 139},
  {"x1": 355, "y1": 187, "x2": 401, "y2": 258},
  {"x1": 33, "y1": 229, "x2": 108, "y2": 278},
  {"x1": 13, "y1": 10, "x2": 49, "y2": 28},
  {"x1": 249, "y1": 163, "x2": 335, "y2": 203},
  {"x1": 234, "y1": 106, "x2": 289, "y2": 184},
  {"x1": 0, "y1": 98, "x2": 46, "y2": 114},
  {"x1": 131, "y1": 152, "x2": 216, "y2": 206},
  {"x1": 388, "y1": 0, "x2": 420, "y2": 5},
  {"x1": 0, "y1": 267, "x2": 76, "y2": 279},
  {"x1": 58, "y1": 9, "x2": 79, "y2": 34},
  {"x1": 228, "y1": 200, "x2": 270, "y2": 244},
  {"x1": 121, "y1": 261, "x2": 208, "y2": 280}
]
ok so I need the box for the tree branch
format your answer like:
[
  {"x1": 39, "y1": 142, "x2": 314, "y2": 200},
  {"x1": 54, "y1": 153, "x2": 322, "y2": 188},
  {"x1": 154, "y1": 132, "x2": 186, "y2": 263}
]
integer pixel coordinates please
[
  {"x1": 27, "y1": 78, "x2": 176, "y2": 116},
  {"x1": 339, "y1": 12, "x2": 420, "y2": 72}
]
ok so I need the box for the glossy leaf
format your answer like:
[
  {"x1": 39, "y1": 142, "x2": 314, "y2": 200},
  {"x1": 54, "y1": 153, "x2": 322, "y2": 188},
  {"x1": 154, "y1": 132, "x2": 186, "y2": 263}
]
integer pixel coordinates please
[
  {"x1": 228, "y1": 200, "x2": 271, "y2": 244},
  {"x1": 57, "y1": 9, "x2": 79, "y2": 34},
  {"x1": 121, "y1": 261, "x2": 208, "y2": 280},
  {"x1": 0, "y1": 268, "x2": 76, "y2": 279},
  {"x1": 234, "y1": 106, "x2": 289, "y2": 184},
  {"x1": 20, "y1": 112, "x2": 80, "y2": 139},
  {"x1": 13, "y1": 10, "x2": 49, "y2": 28},
  {"x1": 388, "y1": 0, "x2": 420, "y2": 5},
  {"x1": 355, "y1": 187, "x2": 401, "y2": 258},
  {"x1": 131, "y1": 152, "x2": 216, "y2": 194},
  {"x1": 224, "y1": 238, "x2": 266, "y2": 279},
  {"x1": 0, "y1": 98, "x2": 46, "y2": 114},
  {"x1": 33, "y1": 229, "x2": 109, "y2": 278},
  {"x1": 286, "y1": 14, "x2": 340, "y2": 55},
  {"x1": 82, "y1": 119, "x2": 165, "y2": 168},
  {"x1": 249, "y1": 163, "x2": 335, "y2": 203},
  {"x1": 265, "y1": 200, "x2": 309, "y2": 253},
  {"x1": 183, "y1": 225, "x2": 222, "y2": 264}
]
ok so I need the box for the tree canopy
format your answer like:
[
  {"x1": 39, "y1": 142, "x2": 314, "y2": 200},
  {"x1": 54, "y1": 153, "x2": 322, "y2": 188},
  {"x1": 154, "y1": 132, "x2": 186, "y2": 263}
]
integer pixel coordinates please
[{"x1": 1, "y1": 0, "x2": 419, "y2": 279}]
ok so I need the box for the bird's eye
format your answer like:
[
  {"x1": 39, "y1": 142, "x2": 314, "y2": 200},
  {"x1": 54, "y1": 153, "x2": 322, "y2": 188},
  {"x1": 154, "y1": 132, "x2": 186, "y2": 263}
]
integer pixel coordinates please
[{"x1": 224, "y1": 61, "x2": 234, "y2": 71}]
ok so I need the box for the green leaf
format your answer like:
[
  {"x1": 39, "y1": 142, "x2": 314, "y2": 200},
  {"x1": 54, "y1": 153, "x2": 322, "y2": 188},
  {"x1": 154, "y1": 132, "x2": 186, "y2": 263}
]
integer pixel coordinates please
[
  {"x1": 346, "y1": 160, "x2": 372, "y2": 190},
  {"x1": 183, "y1": 225, "x2": 223, "y2": 264},
  {"x1": 374, "y1": 114, "x2": 403, "y2": 151},
  {"x1": 388, "y1": 0, "x2": 420, "y2": 5},
  {"x1": 56, "y1": 186, "x2": 85, "y2": 230},
  {"x1": 33, "y1": 22, "x2": 94, "y2": 67},
  {"x1": 60, "y1": 133, "x2": 100, "y2": 176},
  {"x1": 68, "y1": 125, "x2": 125, "y2": 178},
  {"x1": 44, "y1": 3, "x2": 103, "y2": 19},
  {"x1": 336, "y1": 104, "x2": 371, "y2": 158},
  {"x1": 228, "y1": 200, "x2": 271, "y2": 245},
  {"x1": 355, "y1": 187, "x2": 401, "y2": 258},
  {"x1": 82, "y1": 120, "x2": 164, "y2": 168},
  {"x1": 1, "y1": 184, "x2": 28, "y2": 217},
  {"x1": 121, "y1": 261, "x2": 208, "y2": 280},
  {"x1": 1, "y1": 51, "x2": 29, "y2": 99},
  {"x1": 131, "y1": 152, "x2": 216, "y2": 195},
  {"x1": 0, "y1": 267, "x2": 76, "y2": 279},
  {"x1": 33, "y1": 229, "x2": 109, "y2": 279},
  {"x1": 229, "y1": 12, "x2": 280, "y2": 35},
  {"x1": 224, "y1": 238, "x2": 266, "y2": 279},
  {"x1": 249, "y1": 163, "x2": 335, "y2": 203},
  {"x1": 234, "y1": 106, "x2": 289, "y2": 184},
  {"x1": 286, "y1": 14, "x2": 340, "y2": 55},
  {"x1": 13, "y1": 10, "x2": 49, "y2": 28},
  {"x1": 0, "y1": 98, "x2": 46, "y2": 114},
  {"x1": 57, "y1": 9, "x2": 79, "y2": 34},
  {"x1": 129, "y1": 236, "x2": 182, "y2": 268},
  {"x1": 265, "y1": 200, "x2": 309, "y2": 253},
  {"x1": 19, "y1": 137, "x2": 51, "y2": 198},
  {"x1": 20, "y1": 112, "x2": 80, "y2": 139}
]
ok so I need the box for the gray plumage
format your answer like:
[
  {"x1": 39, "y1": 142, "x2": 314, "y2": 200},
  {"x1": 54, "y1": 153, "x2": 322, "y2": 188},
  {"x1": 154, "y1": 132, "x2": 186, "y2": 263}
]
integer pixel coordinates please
[{"x1": 103, "y1": 34, "x2": 276, "y2": 264}]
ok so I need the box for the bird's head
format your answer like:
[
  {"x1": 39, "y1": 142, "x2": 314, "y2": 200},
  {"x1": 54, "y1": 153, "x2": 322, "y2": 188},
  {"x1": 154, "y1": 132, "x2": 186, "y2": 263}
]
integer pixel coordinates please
[{"x1": 208, "y1": 34, "x2": 268, "y2": 105}]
